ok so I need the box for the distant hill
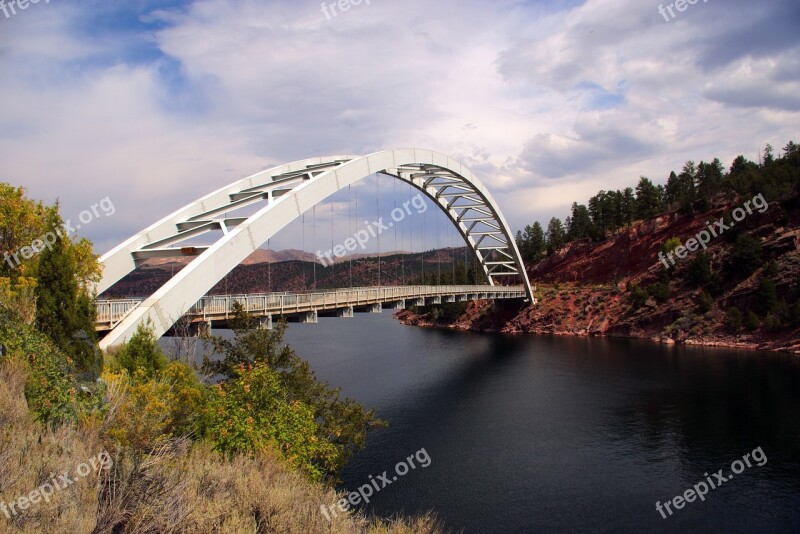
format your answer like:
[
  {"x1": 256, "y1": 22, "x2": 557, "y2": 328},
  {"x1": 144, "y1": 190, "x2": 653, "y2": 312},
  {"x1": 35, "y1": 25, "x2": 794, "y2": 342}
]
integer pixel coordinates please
[{"x1": 101, "y1": 248, "x2": 475, "y2": 298}]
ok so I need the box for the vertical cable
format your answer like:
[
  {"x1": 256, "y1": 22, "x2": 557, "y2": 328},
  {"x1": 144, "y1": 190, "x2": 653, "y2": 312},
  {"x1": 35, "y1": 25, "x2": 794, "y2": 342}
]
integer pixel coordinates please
[
  {"x1": 377, "y1": 174, "x2": 381, "y2": 287},
  {"x1": 437, "y1": 206, "x2": 441, "y2": 286},
  {"x1": 394, "y1": 178, "x2": 398, "y2": 287},
  {"x1": 313, "y1": 204, "x2": 317, "y2": 290}
]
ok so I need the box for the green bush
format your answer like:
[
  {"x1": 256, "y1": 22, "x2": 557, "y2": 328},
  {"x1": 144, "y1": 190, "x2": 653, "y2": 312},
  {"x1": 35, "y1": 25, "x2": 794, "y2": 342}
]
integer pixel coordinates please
[
  {"x1": 754, "y1": 278, "x2": 778, "y2": 316},
  {"x1": 697, "y1": 291, "x2": 714, "y2": 313},
  {"x1": 726, "y1": 234, "x2": 764, "y2": 280},
  {"x1": 647, "y1": 282, "x2": 671, "y2": 303},
  {"x1": 0, "y1": 306, "x2": 103, "y2": 426},
  {"x1": 206, "y1": 362, "x2": 338, "y2": 482},
  {"x1": 724, "y1": 307, "x2": 742, "y2": 331},
  {"x1": 744, "y1": 311, "x2": 761, "y2": 331},
  {"x1": 110, "y1": 320, "x2": 168, "y2": 379},
  {"x1": 763, "y1": 313, "x2": 783, "y2": 333}
]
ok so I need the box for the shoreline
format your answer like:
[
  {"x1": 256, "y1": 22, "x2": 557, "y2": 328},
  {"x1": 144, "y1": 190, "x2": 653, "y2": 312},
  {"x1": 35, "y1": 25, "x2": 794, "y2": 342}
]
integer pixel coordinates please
[{"x1": 394, "y1": 309, "x2": 800, "y2": 355}]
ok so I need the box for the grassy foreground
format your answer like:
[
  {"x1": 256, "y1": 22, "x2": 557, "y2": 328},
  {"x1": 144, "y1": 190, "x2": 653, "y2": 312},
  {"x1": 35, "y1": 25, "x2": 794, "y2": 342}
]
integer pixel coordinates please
[{"x1": 0, "y1": 312, "x2": 446, "y2": 533}]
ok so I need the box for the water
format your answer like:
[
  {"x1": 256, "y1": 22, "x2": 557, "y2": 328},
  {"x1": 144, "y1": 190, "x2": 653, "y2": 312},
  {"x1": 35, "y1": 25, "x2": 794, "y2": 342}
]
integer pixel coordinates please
[{"x1": 213, "y1": 314, "x2": 800, "y2": 533}]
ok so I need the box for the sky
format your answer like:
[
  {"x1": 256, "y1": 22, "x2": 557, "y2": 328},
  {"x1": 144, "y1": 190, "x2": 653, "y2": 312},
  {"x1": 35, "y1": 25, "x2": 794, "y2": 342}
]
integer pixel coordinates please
[{"x1": 0, "y1": 0, "x2": 798, "y2": 255}]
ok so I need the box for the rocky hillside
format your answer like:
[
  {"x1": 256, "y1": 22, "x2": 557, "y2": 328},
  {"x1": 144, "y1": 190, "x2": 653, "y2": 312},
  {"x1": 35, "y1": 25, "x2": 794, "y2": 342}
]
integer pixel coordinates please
[{"x1": 400, "y1": 195, "x2": 800, "y2": 353}]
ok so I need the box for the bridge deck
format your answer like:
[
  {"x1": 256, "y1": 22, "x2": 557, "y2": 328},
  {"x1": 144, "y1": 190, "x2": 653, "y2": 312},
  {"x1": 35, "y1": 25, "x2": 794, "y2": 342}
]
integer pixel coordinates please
[{"x1": 96, "y1": 285, "x2": 530, "y2": 332}]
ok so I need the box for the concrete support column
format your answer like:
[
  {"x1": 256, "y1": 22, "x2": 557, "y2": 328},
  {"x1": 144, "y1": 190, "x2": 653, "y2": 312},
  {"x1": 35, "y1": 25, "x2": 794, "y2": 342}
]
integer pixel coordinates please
[
  {"x1": 300, "y1": 310, "x2": 318, "y2": 324},
  {"x1": 337, "y1": 306, "x2": 354, "y2": 318}
]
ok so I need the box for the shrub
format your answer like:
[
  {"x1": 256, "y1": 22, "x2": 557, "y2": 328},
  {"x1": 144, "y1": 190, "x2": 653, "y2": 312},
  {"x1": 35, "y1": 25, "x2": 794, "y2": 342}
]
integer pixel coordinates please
[
  {"x1": 647, "y1": 282, "x2": 670, "y2": 303},
  {"x1": 744, "y1": 311, "x2": 761, "y2": 331},
  {"x1": 686, "y1": 253, "x2": 712, "y2": 287},
  {"x1": 0, "y1": 306, "x2": 102, "y2": 426},
  {"x1": 697, "y1": 291, "x2": 714, "y2": 313},
  {"x1": 763, "y1": 313, "x2": 783, "y2": 333},
  {"x1": 726, "y1": 234, "x2": 764, "y2": 280},
  {"x1": 724, "y1": 307, "x2": 742, "y2": 331},
  {"x1": 104, "y1": 361, "x2": 210, "y2": 451},
  {"x1": 205, "y1": 362, "x2": 338, "y2": 482},
  {"x1": 754, "y1": 278, "x2": 778, "y2": 316},
  {"x1": 111, "y1": 320, "x2": 168, "y2": 379}
]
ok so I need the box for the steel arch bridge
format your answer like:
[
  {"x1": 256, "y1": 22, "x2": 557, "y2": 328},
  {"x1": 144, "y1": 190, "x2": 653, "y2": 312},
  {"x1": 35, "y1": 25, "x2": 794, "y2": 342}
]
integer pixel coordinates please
[{"x1": 97, "y1": 148, "x2": 534, "y2": 349}]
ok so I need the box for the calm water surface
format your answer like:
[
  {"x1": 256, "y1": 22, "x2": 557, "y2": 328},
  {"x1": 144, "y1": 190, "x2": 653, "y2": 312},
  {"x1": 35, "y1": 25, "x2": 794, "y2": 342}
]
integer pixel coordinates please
[{"x1": 218, "y1": 314, "x2": 800, "y2": 533}]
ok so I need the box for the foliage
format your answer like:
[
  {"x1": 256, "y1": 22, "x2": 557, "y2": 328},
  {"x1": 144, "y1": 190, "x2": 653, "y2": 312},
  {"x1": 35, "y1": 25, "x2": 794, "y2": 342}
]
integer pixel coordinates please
[
  {"x1": 0, "y1": 305, "x2": 103, "y2": 426},
  {"x1": 697, "y1": 291, "x2": 714, "y2": 313},
  {"x1": 202, "y1": 304, "x2": 384, "y2": 480},
  {"x1": 516, "y1": 221, "x2": 546, "y2": 264},
  {"x1": 646, "y1": 282, "x2": 670, "y2": 303},
  {"x1": 744, "y1": 311, "x2": 760, "y2": 331},
  {"x1": 111, "y1": 319, "x2": 168, "y2": 379},
  {"x1": 628, "y1": 283, "x2": 648, "y2": 310},
  {"x1": 662, "y1": 237, "x2": 682, "y2": 255},
  {"x1": 545, "y1": 217, "x2": 566, "y2": 255},
  {"x1": 427, "y1": 302, "x2": 468, "y2": 322},
  {"x1": 635, "y1": 177, "x2": 665, "y2": 219},
  {"x1": 726, "y1": 234, "x2": 764, "y2": 280},
  {"x1": 685, "y1": 252, "x2": 710, "y2": 287},
  {"x1": 0, "y1": 183, "x2": 48, "y2": 278},
  {"x1": 104, "y1": 366, "x2": 208, "y2": 452},
  {"x1": 763, "y1": 313, "x2": 783, "y2": 333},
  {"x1": 205, "y1": 362, "x2": 338, "y2": 482},
  {"x1": 724, "y1": 307, "x2": 742, "y2": 331},
  {"x1": 34, "y1": 208, "x2": 100, "y2": 377},
  {"x1": 754, "y1": 278, "x2": 778, "y2": 317},
  {"x1": 0, "y1": 275, "x2": 38, "y2": 324}
]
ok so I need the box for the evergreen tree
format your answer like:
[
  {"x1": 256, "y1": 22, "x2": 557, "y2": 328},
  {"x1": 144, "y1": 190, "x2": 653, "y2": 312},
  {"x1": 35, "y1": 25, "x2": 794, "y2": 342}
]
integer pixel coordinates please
[
  {"x1": 545, "y1": 217, "x2": 566, "y2": 255},
  {"x1": 635, "y1": 177, "x2": 663, "y2": 219},
  {"x1": 35, "y1": 207, "x2": 99, "y2": 376}
]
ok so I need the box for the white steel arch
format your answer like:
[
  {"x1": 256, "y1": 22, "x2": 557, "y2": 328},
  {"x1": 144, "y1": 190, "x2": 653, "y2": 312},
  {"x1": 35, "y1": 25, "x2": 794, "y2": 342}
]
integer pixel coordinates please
[{"x1": 97, "y1": 149, "x2": 534, "y2": 349}]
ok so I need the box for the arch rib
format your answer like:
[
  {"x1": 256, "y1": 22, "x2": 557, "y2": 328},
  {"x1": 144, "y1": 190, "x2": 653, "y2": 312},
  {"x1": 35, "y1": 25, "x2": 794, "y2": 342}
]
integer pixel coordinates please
[{"x1": 98, "y1": 149, "x2": 534, "y2": 349}]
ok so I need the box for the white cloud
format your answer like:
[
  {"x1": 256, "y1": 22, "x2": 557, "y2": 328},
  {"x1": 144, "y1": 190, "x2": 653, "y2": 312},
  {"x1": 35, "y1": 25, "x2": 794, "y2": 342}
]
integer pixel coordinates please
[{"x1": 0, "y1": 0, "x2": 797, "y2": 254}]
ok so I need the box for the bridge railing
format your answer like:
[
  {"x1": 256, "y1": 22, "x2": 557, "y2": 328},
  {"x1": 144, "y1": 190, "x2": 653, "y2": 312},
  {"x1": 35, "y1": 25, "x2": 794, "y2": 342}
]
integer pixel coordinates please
[
  {"x1": 95, "y1": 298, "x2": 145, "y2": 328},
  {"x1": 97, "y1": 285, "x2": 527, "y2": 326}
]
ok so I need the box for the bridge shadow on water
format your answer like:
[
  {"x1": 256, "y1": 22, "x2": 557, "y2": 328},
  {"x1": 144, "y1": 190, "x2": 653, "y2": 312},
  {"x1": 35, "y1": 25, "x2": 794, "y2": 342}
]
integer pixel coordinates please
[{"x1": 202, "y1": 315, "x2": 800, "y2": 534}]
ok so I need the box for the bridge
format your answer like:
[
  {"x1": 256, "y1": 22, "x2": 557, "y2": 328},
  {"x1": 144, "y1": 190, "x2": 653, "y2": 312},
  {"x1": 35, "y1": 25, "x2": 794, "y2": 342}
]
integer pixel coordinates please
[
  {"x1": 95, "y1": 149, "x2": 534, "y2": 349},
  {"x1": 95, "y1": 285, "x2": 529, "y2": 334}
]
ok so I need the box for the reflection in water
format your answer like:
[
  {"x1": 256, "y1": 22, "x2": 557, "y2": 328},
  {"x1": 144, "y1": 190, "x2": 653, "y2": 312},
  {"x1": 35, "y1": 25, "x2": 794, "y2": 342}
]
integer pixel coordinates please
[{"x1": 200, "y1": 314, "x2": 800, "y2": 533}]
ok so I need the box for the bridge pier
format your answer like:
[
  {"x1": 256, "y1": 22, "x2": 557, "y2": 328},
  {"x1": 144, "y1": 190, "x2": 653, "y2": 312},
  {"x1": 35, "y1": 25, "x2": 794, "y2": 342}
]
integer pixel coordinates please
[
  {"x1": 408, "y1": 297, "x2": 424, "y2": 307},
  {"x1": 300, "y1": 310, "x2": 318, "y2": 324},
  {"x1": 425, "y1": 296, "x2": 442, "y2": 305},
  {"x1": 443, "y1": 295, "x2": 456, "y2": 303},
  {"x1": 383, "y1": 300, "x2": 405, "y2": 311},
  {"x1": 367, "y1": 303, "x2": 382, "y2": 314},
  {"x1": 337, "y1": 306, "x2": 354, "y2": 318},
  {"x1": 259, "y1": 316, "x2": 273, "y2": 330}
]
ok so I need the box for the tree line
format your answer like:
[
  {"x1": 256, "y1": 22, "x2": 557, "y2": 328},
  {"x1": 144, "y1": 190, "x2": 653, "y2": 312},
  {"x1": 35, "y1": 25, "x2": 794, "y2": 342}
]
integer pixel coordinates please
[{"x1": 516, "y1": 141, "x2": 800, "y2": 264}]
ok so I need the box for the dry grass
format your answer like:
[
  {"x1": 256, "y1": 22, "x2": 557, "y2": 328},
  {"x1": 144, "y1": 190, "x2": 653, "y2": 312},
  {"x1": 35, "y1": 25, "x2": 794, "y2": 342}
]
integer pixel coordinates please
[{"x1": 0, "y1": 360, "x2": 450, "y2": 534}]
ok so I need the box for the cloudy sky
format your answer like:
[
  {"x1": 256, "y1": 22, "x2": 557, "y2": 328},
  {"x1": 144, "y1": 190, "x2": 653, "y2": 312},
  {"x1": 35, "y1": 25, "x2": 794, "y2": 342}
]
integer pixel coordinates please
[{"x1": 1, "y1": 0, "x2": 798, "y2": 255}]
